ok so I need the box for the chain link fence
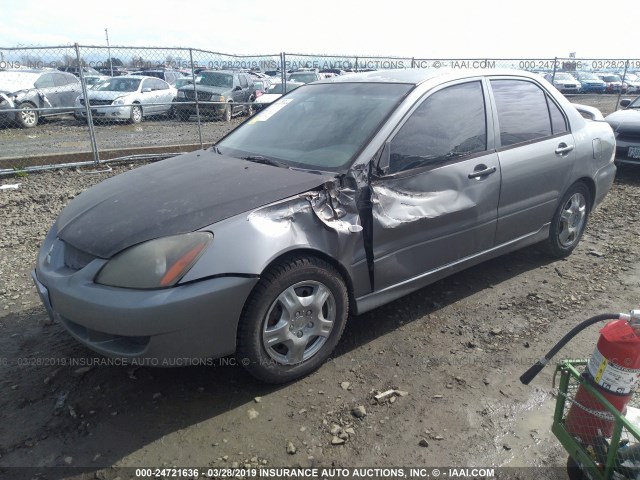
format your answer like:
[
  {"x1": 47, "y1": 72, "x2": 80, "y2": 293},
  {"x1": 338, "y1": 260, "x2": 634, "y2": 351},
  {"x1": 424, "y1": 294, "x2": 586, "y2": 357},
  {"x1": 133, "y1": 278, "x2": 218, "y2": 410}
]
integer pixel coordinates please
[{"x1": 1, "y1": 45, "x2": 639, "y2": 175}]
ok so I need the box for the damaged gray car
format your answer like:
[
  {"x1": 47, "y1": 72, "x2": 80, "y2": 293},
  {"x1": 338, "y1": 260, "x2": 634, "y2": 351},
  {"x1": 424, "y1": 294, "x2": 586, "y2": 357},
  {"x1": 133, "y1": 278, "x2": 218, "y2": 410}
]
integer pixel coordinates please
[{"x1": 33, "y1": 69, "x2": 616, "y2": 383}]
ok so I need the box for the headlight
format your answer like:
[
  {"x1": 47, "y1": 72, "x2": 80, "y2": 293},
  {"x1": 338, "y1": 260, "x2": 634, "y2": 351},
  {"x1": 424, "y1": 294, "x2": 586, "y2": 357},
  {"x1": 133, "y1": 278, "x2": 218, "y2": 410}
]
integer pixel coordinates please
[
  {"x1": 177, "y1": 90, "x2": 186, "y2": 98},
  {"x1": 218, "y1": 95, "x2": 225, "y2": 102},
  {"x1": 112, "y1": 97, "x2": 127, "y2": 105},
  {"x1": 95, "y1": 232, "x2": 212, "y2": 289}
]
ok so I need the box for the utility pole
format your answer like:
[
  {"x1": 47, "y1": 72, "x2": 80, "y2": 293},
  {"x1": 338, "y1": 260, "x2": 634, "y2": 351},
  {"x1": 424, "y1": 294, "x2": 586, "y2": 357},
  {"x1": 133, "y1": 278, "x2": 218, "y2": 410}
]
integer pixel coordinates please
[{"x1": 105, "y1": 28, "x2": 113, "y2": 76}]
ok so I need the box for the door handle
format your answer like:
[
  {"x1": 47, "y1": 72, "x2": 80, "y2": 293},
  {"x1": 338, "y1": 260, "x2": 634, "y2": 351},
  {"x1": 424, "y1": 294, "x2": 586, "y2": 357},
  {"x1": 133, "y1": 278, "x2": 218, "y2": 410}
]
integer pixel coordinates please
[
  {"x1": 468, "y1": 166, "x2": 497, "y2": 179},
  {"x1": 555, "y1": 143, "x2": 574, "y2": 155}
]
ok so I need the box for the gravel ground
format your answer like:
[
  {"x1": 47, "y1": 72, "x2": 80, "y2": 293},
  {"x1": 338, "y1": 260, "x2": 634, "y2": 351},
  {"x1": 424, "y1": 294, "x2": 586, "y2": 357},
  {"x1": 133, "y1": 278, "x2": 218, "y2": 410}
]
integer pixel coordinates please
[{"x1": 0, "y1": 98, "x2": 639, "y2": 478}]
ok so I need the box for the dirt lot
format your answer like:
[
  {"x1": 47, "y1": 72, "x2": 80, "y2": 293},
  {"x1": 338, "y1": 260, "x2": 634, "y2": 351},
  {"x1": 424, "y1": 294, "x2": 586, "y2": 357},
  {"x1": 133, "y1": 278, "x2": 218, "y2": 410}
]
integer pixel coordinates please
[{"x1": 0, "y1": 95, "x2": 639, "y2": 479}]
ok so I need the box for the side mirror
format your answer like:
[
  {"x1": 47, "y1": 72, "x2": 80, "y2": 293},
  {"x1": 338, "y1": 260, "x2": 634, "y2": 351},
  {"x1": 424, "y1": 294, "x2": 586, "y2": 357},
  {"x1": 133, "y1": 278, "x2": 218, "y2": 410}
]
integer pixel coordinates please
[
  {"x1": 142, "y1": 87, "x2": 152, "y2": 93},
  {"x1": 620, "y1": 99, "x2": 631, "y2": 108},
  {"x1": 234, "y1": 85, "x2": 242, "y2": 91}
]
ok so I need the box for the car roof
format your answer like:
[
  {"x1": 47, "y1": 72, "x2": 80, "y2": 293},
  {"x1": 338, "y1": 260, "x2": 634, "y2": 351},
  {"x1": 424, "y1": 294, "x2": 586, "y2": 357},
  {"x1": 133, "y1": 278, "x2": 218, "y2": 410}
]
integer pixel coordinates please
[{"x1": 317, "y1": 68, "x2": 545, "y2": 85}]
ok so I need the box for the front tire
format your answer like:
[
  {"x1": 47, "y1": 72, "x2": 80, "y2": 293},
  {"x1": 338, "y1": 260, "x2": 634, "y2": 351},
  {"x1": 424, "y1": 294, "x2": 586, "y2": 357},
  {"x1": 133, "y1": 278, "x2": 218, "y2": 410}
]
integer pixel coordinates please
[
  {"x1": 245, "y1": 97, "x2": 255, "y2": 116},
  {"x1": 237, "y1": 255, "x2": 348, "y2": 384},
  {"x1": 16, "y1": 103, "x2": 38, "y2": 128},
  {"x1": 129, "y1": 104, "x2": 142, "y2": 124},
  {"x1": 544, "y1": 182, "x2": 591, "y2": 258}
]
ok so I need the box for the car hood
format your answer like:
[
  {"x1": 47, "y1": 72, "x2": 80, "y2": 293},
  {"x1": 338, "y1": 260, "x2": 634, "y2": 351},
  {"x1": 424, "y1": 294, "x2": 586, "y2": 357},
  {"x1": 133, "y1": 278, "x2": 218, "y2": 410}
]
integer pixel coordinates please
[
  {"x1": 85, "y1": 90, "x2": 134, "y2": 101},
  {"x1": 55, "y1": 149, "x2": 333, "y2": 258},
  {"x1": 605, "y1": 109, "x2": 640, "y2": 131}
]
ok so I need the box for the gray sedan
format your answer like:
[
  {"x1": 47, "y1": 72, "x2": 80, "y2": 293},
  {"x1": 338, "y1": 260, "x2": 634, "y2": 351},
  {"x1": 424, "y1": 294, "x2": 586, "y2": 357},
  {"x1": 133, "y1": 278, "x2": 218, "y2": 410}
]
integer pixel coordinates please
[
  {"x1": 33, "y1": 69, "x2": 616, "y2": 383},
  {"x1": 75, "y1": 75, "x2": 177, "y2": 123}
]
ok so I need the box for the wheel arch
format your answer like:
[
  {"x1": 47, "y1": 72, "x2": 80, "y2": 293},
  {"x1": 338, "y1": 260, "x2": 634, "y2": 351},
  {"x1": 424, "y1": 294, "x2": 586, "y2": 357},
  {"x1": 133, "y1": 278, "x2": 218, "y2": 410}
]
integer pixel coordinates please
[
  {"x1": 257, "y1": 248, "x2": 357, "y2": 316},
  {"x1": 572, "y1": 177, "x2": 596, "y2": 209}
]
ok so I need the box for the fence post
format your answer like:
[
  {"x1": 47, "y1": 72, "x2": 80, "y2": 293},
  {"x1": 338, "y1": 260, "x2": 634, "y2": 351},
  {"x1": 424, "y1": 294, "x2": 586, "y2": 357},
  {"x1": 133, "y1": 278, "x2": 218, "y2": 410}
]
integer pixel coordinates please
[
  {"x1": 551, "y1": 57, "x2": 558, "y2": 84},
  {"x1": 281, "y1": 52, "x2": 286, "y2": 89},
  {"x1": 615, "y1": 60, "x2": 629, "y2": 112},
  {"x1": 411, "y1": 57, "x2": 415, "y2": 69},
  {"x1": 189, "y1": 48, "x2": 203, "y2": 149},
  {"x1": 355, "y1": 56, "x2": 359, "y2": 71},
  {"x1": 75, "y1": 43, "x2": 100, "y2": 165}
]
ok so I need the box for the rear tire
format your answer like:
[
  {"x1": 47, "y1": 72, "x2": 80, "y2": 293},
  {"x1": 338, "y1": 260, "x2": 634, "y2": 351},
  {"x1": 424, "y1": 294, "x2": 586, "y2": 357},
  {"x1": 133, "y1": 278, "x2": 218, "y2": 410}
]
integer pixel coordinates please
[
  {"x1": 544, "y1": 182, "x2": 591, "y2": 258},
  {"x1": 236, "y1": 255, "x2": 348, "y2": 384}
]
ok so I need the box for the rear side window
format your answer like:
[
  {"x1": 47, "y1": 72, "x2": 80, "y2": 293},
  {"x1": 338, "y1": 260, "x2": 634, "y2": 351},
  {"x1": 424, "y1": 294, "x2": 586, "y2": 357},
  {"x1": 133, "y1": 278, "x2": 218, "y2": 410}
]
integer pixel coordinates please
[
  {"x1": 547, "y1": 96, "x2": 568, "y2": 135},
  {"x1": 491, "y1": 79, "x2": 563, "y2": 147},
  {"x1": 389, "y1": 81, "x2": 487, "y2": 174}
]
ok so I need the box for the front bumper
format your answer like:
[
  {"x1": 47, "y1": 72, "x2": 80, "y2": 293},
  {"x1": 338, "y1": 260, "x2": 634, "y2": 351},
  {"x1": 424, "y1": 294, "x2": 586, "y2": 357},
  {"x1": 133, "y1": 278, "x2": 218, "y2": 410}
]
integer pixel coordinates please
[
  {"x1": 77, "y1": 104, "x2": 131, "y2": 120},
  {"x1": 33, "y1": 234, "x2": 258, "y2": 365},
  {"x1": 174, "y1": 99, "x2": 226, "y2": 116},
  {"x1": 0, "y1": 93, "x2": 17, "y2": 122},
  {"x1": 614, "y1": 139, "x2": 640, "y2": 166}
]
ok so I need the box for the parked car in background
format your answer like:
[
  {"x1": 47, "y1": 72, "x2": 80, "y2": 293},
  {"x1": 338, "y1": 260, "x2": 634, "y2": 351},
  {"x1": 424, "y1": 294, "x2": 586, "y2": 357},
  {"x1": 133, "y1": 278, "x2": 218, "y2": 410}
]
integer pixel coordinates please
[
  {"x1": 605, "y1": 96, "x2": 640, "y2": 165},
  {"x1": 96, "y1": 66, "x2": 129, "y2": 77},
  {"x1": 75, "y1": 75, "x2": 177, "y2": 124},
  {"x1": 174, "y1": 70, "x2": 255, "y2": 121},
  {"x1": 252, "y1": 78, "x2": 273, "y2": 98},
  {"x1": 173, "y1": 77, "x2": 194, "y2": 89},
  {"x1": 622, "y1": 74, "x2": 640, "y2": 94},
  {"x1": 574, "y1": 72, "x2": 606, "y2": 94},
  {"x1": 287, "y1": 71, "x2": 324, "y2": 84},
  {"x1": 33, "y1": 69, "x2": 616, "y2": 384},
  {"x1": 596, "y1": 73, "x2": 623, "y2": 93},
  {"x1": 544, "y1": 72, "x2": 581, "y2": 94},
  {"x1": 58, "y1": 66, "x2": 102, "y2": 77},
  {"x1": 139, "y1": 69, "x2": 184, "y2": 86},
  {"x1": 254, "y1": 80, "x2": 303, "y2": 110},
  {"x1": 0, "y1": 69, "x2": 80, "y2": 128},
  {"x1": 84, "y1": 75, "x2": 110, "y2": 86}
]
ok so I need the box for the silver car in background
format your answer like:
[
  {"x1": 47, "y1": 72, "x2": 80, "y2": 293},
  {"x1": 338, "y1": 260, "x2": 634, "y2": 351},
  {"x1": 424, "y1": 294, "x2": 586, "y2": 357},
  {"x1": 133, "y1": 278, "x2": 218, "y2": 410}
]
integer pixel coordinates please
[
  {"x1": 75, "y1": 75, "x2": 177, "y2": 123},
  {"x1": 34, "y1": 69, "x2": 616, "y2": 383}
]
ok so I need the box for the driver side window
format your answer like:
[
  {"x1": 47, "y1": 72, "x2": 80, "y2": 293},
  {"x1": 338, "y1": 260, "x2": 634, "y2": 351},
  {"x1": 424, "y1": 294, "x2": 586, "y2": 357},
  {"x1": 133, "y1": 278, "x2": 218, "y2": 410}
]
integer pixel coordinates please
[{"x1": 389, "y1": 81, "x2": 487, "y2": 174}]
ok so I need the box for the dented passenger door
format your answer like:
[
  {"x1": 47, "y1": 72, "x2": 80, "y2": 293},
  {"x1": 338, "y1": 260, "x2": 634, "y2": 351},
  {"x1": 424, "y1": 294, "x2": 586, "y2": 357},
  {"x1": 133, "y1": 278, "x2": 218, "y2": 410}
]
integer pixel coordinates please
[{"x1": 371, "y1": 80, "x2": 501, "y2": 291}]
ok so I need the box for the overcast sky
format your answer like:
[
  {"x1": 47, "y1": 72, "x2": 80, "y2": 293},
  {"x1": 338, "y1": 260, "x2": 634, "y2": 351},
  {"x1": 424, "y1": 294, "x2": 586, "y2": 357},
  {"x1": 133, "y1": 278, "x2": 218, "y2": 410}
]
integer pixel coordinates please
[{"x1": 0, "y1": 0, "x2": 634, "y2": 59}]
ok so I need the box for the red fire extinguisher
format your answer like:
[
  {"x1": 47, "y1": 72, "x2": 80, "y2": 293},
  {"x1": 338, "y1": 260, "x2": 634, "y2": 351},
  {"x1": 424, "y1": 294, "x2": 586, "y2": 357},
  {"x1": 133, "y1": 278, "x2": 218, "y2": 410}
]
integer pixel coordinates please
[
  {"x1": 564, "y1": 319, "x2": 640, "y2": 443},
  {"x1": 521, "y1": 310, "x2": 640, "y2": 444}
]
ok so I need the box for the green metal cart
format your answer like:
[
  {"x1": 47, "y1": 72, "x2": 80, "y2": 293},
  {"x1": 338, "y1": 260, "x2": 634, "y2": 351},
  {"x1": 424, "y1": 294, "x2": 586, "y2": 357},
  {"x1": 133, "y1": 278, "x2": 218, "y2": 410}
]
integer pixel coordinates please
[{"x1": 553, "y1": 360, "x2": 640, "y2": 480}]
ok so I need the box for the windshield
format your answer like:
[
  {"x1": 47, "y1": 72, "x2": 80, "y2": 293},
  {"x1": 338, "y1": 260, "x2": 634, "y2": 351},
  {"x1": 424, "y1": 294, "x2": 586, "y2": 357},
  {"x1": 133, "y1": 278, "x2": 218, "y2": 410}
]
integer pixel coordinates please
[
  {"x1": 93, "y1": 77, "x2": 141, "y2": 92},
  {"x1": 174, "y1": 78, "x2": 193, "y2": 88},
  {"x1": 288, "y1": 73, "x2": 318, "y2": 83},
  {"x1": 602, "y1": 75, "x2": 621, "y2": 82},
  {"x1": 196, "y1": 72, "x2": 233, "y2": 88},
  {"x1": 629, "y1": 97, "x2": 640, "y2": 108},
  {"x1": 555, "y1": 73, "x2": 576, "y2": 81},
  {"x1": 217, "y1": 82, "x2": 412, "y2": 171},
  {"x1": 0, "y1": 71, "x2": 39, "y2": 90},
  {"x1": 578, "y1": 73, "x2": 599, "y2": 81}
]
